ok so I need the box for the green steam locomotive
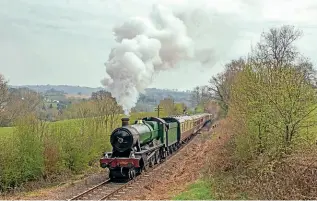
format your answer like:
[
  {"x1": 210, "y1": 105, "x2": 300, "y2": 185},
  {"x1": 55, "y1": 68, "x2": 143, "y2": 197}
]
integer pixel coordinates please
[{"x1": 100, "y1": 113, "x2": 213, "y2": 180}]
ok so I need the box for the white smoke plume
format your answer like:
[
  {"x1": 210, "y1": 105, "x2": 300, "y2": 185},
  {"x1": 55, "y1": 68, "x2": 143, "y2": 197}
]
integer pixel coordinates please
[{"x1": 101, "y1": 4, "x2": 236, "y2": 115}]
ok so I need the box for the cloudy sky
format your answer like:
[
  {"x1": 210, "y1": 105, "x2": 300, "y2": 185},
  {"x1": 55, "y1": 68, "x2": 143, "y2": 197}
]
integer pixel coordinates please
[{"x1": 0, "y1": 0, "x2": 317, "y2": 91}]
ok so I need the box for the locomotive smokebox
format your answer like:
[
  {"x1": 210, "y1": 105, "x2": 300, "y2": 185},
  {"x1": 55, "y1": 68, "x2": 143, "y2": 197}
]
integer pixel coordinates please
[{"x1": 121, "y1": 117, "x2": 129, "y2": 127}]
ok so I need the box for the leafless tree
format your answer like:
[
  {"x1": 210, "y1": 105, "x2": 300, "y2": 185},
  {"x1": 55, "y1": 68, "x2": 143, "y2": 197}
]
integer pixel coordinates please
[
  {"x1": 0, "y1": 74, "x2": 9, "y2": 109},
  {"x1": 91, "y1": 90, "x2": 122, "y2": 131},
  {"x1": 0, "y1": 74, "x2": 9, "y2": 125},
  {"x1": 5, "y1": 88, "x2": 42, "y2": 124},
  {"x1": 159, "y1": 98, "x2": 175, "y2": 116},
  {"x1": 250, "y1": 24, "x2": 317, "y2": 85},
  {"x1": 208, "y1": 57, "x2": 246, "y2": 114},
  {"x1": 190, "y1": 86, "x2": 201, "y2": 107},
  {"x1": 251, "y1": 25, "x2": 302, "y2": 68}
]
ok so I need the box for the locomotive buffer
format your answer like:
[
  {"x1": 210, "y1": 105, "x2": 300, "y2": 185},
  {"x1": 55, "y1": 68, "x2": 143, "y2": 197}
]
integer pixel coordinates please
[{"x1": 154, "y1": 105, "x2": 163, "y2": 117}]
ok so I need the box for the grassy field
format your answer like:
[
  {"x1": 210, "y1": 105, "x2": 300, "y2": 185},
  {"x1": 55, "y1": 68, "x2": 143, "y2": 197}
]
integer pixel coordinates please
[
  {"x1": 0, "y1": 127, "x2": 13, "y2": 136},
  {"x1": 0, "y1": 111, "x2": 164, "y2": 137}
]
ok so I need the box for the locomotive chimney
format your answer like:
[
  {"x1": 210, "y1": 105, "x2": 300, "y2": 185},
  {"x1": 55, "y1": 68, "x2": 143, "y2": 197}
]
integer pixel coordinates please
[{"x1": 121, "y1": 117, "x2": 129, "y2": 127}]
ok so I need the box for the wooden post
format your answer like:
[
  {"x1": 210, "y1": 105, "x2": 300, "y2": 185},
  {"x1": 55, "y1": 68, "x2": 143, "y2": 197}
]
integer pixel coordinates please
[{"x1": 154, "y1": 105, "x2": 163, "y2": 117}]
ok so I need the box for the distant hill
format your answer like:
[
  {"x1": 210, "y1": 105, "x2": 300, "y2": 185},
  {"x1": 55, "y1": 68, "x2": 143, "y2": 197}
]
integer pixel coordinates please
[
  {"x1": 10, "y1": 85, "x2": 104, "y2": 96},
  {"x1": 10, "y1": 85, "x2": 193, "y2": 107}
]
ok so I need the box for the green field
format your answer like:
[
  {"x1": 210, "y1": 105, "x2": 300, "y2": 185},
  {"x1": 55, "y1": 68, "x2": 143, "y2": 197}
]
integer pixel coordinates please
[
  {"x1": 44, "y1": 102, "x2": 58, "y2": 108},
  {"x1": 0, "y1": 111, "x2": 164, "y2": 137},
  {"x1": 0, "y1": 127, "x2": 13, "y2": 136}
]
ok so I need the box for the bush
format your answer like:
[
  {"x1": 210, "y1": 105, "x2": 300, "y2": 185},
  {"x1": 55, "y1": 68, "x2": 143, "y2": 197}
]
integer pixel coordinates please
[
  {"x1": 0, "y1": 111, "x2": 167, "y2": 192},
  {"x1": 0, "y1": 115, "x2": 44, "y2": 191}
]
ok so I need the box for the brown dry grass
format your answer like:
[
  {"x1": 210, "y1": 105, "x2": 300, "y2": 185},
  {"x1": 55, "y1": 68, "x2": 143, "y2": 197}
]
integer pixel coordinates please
[
  {"x1": 203, "y1": 117, "x2": 317, "y2": 200},
  {"x1": 248, "y1": 148, "x2": 317, "y2": 199},
  {"x1": 0, "y1": 167, "x2": 109, "y2": 200}
]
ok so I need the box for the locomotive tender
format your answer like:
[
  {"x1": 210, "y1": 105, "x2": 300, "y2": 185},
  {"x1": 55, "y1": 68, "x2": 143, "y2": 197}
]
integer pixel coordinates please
[{"x1": 100, "y1": 113, "x2": 213, "y2": 180}]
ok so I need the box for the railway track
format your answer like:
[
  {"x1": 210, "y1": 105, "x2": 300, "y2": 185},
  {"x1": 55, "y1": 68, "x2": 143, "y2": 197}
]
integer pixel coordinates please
[{"x1": 68, "y1": 122, "x2": 218, "y2": 200}]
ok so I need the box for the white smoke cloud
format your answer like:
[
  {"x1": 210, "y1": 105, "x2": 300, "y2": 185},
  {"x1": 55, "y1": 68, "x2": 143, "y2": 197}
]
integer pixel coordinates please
[{"x1": 101, "y1": 4, "x2": 238, "y2": 115}]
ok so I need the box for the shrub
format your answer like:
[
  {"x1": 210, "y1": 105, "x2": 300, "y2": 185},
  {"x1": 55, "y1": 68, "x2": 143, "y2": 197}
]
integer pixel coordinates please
[{"x1": 0, "y1": 111, "x2": 167, "y2": 192}]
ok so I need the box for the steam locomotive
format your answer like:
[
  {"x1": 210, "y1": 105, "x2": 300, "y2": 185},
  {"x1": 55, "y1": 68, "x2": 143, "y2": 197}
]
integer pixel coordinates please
[{"x1": 99, "y1": 113, "x2": 213, "y2": 180}]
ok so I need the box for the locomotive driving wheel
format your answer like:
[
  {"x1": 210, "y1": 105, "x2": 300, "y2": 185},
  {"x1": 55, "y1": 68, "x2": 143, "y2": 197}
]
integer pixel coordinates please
[
  {"x1": 155, "y1": 150, "x2": 161, "y2": 164},
  {"x1": 128, "y1": 168, "x2": 136, "y2": 180},
  {"x1": 149, "y1": 155, "x2": 155, "y2": 167},
  {"x1": 143, "y1": 161, "x2": 149, "y2": 172}
]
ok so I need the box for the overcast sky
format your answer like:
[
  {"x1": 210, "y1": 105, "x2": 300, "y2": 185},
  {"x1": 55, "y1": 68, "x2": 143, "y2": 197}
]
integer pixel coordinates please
[{"x1": 0, "y1": 0, "x2": 317, "y2": 91}]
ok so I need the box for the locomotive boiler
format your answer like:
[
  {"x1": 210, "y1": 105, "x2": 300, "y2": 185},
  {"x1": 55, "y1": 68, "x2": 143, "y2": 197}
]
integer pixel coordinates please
[{"x1": 110, "y1": 117, "x2": 161, "y2": 156}]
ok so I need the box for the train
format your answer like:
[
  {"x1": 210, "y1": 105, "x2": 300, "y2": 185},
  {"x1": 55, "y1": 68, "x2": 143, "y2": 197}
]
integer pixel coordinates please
[{"x1": 99, "y1": 113, "x2": 213, "y2": 180}]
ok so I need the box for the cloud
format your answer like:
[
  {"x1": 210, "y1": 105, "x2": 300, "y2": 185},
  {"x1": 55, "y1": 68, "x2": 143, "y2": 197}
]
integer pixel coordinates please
[{"x1": 0, "y1": 0, "x2": 316, "y2": 92}]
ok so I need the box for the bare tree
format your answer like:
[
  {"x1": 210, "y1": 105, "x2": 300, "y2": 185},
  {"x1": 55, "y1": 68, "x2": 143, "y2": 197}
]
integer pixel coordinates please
[
  {"x1": 0, "y1": 74, "x2": 9, "y2": 109},
  {"x1": 208, "y1": 57, "x2": 246, "y2": 114},
  {"x1": 91, "y1": 90, "x2": 122, "y2": 131},
  {"x1": 5, "y1": 88, "x2": 42, "y2": 124},
  {"x1": 159, "y1": 98, "x2": 175, "y2": 116},
  {"x1": 91, "y1": 90, "x2": 112, "y2": 101},
  {"x1": 190, "y1": 86, "x2": 201, "y2": 107},
  {"x1": 251, "y1": 25, "x2": 302, "y2": 68},
  {"x1": 75, "y1": 101, "x2": 93, "y2": 119},
  {"x1": 0, "y1": 74, "x2": 9, "y2": 125},
  {"x1": 108, "y1": 100, "x2": 122, "y2": 130}
]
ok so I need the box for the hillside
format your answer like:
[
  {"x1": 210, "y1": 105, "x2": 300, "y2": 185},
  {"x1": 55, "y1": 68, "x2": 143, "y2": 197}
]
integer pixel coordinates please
[
  {"x1": 10, "y1": 85, "x2": 193, "y2": 108},
  {"x1": 10, "y1": 85, "x2": 104, "y2": 96}
]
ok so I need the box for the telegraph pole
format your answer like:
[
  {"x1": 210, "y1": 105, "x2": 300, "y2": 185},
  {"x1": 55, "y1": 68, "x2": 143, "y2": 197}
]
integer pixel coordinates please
[{"x1": 154, "y1": 104, "x2": 163, "y2": 117}]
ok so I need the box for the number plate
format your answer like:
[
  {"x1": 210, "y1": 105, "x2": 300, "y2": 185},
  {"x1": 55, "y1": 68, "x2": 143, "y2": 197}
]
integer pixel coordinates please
[{"x1": 119, "y1": 161, "x2": 129, "y2": 165}]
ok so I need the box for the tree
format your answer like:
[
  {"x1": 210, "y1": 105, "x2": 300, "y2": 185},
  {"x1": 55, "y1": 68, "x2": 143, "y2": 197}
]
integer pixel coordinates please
[
  {"x1": 4, "y1": 88, "x2": 42, "y2": 125},
  {"x1": 251, "y1": 25, "x2": 302, "y2": 68},
  {"x1": 0, "y1": 74, "x2": 9, "y2": 125},
  {"x1": 159, "y1": 98, "x2": 175, "y2": 116},
  {"x1": 229, "y1": 25, "x2": 317, "y2": 159},
  {"x1": 251, "y1": 25, "x2": 316, "y2": 84},
  {"x1": 190, "y1": 86, "x2": 201, "y2": 107},
  {"x1": 91, "y1": 90, "x2": 122, "y2": 131},
  {"x1": 0, "y1": 74, "x2": 8, "y2": 109},
  {"x1": 231, "y1": 65, "x2": 317, "y2": 156},
  {"x1": 174, "y1": 102, "x2": 186, "y2": 115},
  {"x1": 91, "y1": 90, "x2": 112, "y2": 101},
  {"x1": 207, "y1": 57, "x2": 246, "y2": 115},
  {"x1": 204, "y1": 100, "x2": 221, "y2": 119},
  {"x1": 190, "y1": 85, "x2": 212, "y2": 108}
]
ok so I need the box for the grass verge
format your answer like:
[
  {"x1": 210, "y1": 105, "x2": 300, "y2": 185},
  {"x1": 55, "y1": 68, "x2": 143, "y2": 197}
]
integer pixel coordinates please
[{"x1": 172, "y1": 180, "x2": 213, "y2": 200}]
